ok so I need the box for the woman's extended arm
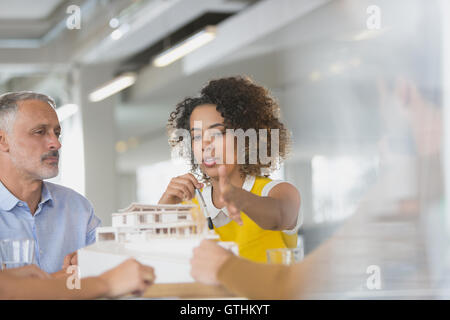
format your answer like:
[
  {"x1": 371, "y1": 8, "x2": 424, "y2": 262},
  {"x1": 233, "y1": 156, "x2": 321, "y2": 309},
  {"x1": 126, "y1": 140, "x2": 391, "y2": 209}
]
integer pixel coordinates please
[
  {"x1": 191, "y1": 239, "x2": 333, "y2": 299},
  {"x1": 191, "y1": 239, "x2": 310, "y2": 299},
  {"x1": 218, "y1": 166, "x2": 300, "y2": 231}
]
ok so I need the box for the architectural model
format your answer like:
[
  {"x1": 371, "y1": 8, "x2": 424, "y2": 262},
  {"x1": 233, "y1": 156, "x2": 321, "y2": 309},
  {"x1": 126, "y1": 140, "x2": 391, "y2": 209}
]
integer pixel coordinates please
[
  {"x1": 78, "y1": 203, "x2": 236, "y2": 283},
  {"x1": 95, "y1": 203, "x2": 200, "y2": 243}
]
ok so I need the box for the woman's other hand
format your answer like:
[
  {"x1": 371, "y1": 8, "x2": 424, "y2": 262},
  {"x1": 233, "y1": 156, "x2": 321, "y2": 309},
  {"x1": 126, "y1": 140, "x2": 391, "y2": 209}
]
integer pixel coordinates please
[{"x1": 159, "y1": 173, "x2": 204, "y2": 204}]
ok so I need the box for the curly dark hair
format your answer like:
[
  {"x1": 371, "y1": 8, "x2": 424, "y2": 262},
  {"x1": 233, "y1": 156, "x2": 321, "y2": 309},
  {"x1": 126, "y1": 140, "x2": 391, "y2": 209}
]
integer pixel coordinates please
[{"x1": 167, "y1": 76, "x2": 291, "y2": 181}]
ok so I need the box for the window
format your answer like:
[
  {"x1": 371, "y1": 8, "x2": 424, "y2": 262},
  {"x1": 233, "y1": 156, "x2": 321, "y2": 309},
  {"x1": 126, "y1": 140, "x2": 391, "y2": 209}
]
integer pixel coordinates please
[
  {"x1": 312, "y1": 155, "x2": 378, "y2": 223},
  {"x1": 97, "y1": 232, "x2": 115, "y2": 241}
]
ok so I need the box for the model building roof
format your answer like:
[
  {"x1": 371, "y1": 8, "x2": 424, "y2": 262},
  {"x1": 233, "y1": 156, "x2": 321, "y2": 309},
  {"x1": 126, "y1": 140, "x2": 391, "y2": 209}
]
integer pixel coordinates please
[{"x1": 118, "y1": 203, "x2": 196, "y2": 213}]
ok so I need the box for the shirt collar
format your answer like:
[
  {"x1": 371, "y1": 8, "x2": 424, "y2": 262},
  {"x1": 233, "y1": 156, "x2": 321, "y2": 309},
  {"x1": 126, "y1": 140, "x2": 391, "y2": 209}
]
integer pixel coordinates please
[
  {"x1": 40, "y1": 182, "x2": 54, "y2": 207},
  {"x1": 203, "y1": 175, "x2": 256, "y2": 219},
  {"x1": 0, "y1": 180, "x2": 54, "y2": 212},
  {"x1": 0, "y1": 180, "x2": 20, "y2": 211}
]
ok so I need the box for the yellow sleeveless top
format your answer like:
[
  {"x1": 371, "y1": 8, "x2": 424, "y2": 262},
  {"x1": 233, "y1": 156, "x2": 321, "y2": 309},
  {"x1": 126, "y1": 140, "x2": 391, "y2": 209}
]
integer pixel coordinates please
[{"x1": 192, "y1": 176, "x2": 298, "y2": 263}]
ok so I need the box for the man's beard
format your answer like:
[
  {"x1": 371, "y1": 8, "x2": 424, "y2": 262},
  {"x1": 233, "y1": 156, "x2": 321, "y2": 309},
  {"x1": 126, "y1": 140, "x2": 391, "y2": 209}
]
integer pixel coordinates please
[
  {"x1": 10, "y1": 150, "x2": 59, "y2": 180},
  {"x1": 39, "y1": 150, "x2": 60, "y2": 179}
]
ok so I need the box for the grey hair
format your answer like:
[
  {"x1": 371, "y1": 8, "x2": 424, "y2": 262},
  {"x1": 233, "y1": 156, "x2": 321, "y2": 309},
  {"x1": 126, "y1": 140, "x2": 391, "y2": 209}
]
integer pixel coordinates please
[{"x1": 0, "y1": 91, "x2": 56, "y2": 132}]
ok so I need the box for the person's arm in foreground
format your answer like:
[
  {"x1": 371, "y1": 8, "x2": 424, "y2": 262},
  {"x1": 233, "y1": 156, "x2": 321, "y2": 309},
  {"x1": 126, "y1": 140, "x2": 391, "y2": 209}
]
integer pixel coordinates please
[
  {"x1": 0, "y1": 258, "x2": 155, "y2": 300},
  {"x1": 191, "y1": 239, "x2": 329, "y2": 299}
]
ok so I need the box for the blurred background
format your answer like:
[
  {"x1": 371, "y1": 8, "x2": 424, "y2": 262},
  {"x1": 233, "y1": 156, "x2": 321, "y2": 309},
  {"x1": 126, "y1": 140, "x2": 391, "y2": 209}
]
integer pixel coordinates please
[{"x1": 0, "y1": 0, "x2": 449, "y2": 298}]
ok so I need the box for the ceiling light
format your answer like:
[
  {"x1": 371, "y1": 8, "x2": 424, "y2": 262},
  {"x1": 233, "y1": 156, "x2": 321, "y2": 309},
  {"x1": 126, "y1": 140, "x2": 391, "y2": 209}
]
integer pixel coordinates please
[
  {"x1": 351, "y1": 27, "x2": 389, "y2": 41},
  {"x1": 337, "y1": 27, "x2": 390, "y2": 42},
  {"x1": 153, "y1": 26, "x2": 216, "y2": 67},
  {"x1": 88, "y1": 72, "x2": 137, "y2": 102}
]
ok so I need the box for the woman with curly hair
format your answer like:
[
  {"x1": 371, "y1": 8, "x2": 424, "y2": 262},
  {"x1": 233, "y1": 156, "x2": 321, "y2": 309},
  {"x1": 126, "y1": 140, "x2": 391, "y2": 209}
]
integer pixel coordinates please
[{"x1": 159, "y1": 76, "x2": 302, "y2": 263}]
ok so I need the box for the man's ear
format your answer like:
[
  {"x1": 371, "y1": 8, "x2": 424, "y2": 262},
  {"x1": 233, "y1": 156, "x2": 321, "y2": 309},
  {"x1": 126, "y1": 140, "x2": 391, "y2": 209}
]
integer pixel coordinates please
[{"x1": 0, "y1": 129, "x2": 10, "y2": 152}]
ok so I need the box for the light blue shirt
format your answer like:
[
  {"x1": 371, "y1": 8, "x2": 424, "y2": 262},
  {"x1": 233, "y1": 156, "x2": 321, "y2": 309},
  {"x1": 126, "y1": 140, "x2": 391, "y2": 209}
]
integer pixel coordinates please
[{"x1": 0, "y1": 180, "x2": 101, "y2": 273}]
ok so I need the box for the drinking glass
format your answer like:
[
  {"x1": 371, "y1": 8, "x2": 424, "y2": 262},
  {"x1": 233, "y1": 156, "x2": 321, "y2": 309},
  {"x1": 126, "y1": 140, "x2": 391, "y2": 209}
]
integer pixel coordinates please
[
  {"x1": 266, "y1": 246, "x2": 304, "y2": 265},
  {"x1": 0, "y1": 239, "x2": 36, "y2": 270}
]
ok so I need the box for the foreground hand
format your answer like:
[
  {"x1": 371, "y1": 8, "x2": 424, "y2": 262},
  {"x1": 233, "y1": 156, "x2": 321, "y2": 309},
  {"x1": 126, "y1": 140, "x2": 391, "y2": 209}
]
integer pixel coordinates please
[
  {"x1": 190, "y1": 239, "x2": 233, "y2": 285},
  {"x1": 159, "y1": 173, "x2": 204, "y2": 204},
  {"x1": 99, "y1": 258, "x2": 155, "y2": 298},
  {"x1": 218, "y1": 165, "x2": 243, "y2": 225},
  {"x1": 2, "y1": 264, "x2": 52, "y2": 279},
  {"x1": 51, "y1": 268, "x2": 70, "y2": 279},
  {"x1": 62, "y1": 251, "x2": 78, "y2": 269}
]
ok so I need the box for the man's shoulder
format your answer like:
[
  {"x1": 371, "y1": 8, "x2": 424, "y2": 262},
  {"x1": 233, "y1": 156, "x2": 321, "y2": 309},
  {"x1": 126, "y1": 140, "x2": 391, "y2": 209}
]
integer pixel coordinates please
[{"x1": 44, "y1": 182, "x2": 93, "y2": 208}]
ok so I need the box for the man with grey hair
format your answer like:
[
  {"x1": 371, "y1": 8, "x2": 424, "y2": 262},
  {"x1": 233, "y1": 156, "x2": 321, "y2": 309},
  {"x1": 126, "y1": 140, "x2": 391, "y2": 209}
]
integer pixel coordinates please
[{"x1": 0, "y1": 91, "x2": 101, "y2": 274}]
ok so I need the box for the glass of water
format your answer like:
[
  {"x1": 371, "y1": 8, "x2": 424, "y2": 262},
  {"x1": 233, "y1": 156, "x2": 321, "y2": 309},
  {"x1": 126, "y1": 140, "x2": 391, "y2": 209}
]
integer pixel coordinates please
[
  {"x1": 266, "y1": 246, "x2": 304, "y2": 265},
  {"x1": 0, "y1": 239, "x2": 36, "y2": 270}
]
